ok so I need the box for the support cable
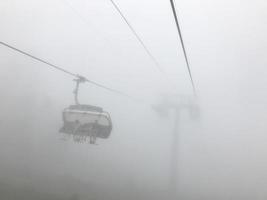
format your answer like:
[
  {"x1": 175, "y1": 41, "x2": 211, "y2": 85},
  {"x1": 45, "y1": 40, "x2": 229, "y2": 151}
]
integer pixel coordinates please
[
  {"x1": 169, "y1": 0, "x2": 196, "y2": 95},
  {"x1": 61, "y1": 0, "x2": 178, "y2": 91},
  {"x1": 0, "y1": 41, "x2": 136, "y2": 99},
  {"x1": 109, "y1": 0, "x2": 164, "y2": 73}
]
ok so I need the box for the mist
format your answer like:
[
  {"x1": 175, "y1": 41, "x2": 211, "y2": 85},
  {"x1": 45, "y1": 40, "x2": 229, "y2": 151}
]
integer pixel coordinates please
[{"x1": 1, "y1": 0, "x2": 267, "y2": 199}]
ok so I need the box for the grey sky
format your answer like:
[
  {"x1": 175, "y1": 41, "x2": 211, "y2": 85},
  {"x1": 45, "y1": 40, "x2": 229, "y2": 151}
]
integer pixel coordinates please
[{"x1": 1, "y1": 0, "x2": 267, "y2": 199}]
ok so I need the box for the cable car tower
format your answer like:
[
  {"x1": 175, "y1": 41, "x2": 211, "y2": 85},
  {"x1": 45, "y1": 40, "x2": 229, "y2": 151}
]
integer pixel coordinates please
[{"x1": 153, "y1": 95, "x2": 199, "y2": 199}]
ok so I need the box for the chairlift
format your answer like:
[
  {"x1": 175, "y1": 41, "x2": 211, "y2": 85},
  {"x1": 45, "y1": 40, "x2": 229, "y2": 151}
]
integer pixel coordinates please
[{"x1": 59, "y1": 76, "x2": 112, "y2": 144}]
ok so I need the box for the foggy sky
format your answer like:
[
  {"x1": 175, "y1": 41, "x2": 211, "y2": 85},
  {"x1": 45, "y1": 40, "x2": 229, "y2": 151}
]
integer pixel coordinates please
[{"x1": 1, "y1": 0, "x2": 267, "y2": 199}]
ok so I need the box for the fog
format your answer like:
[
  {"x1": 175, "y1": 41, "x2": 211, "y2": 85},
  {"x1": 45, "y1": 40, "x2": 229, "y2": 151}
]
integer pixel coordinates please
[{"x1": 1, "y1": 0, "x2": 267, "y2": 199}]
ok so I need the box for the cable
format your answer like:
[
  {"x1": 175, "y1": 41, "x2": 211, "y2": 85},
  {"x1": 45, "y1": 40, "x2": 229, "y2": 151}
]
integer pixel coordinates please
[
  {"x1": 85, "y1": 79, "x2": 136, "y2": 99},
  {"x1": 109, "y1": 0, "x2": 165, "y2": 73},
  {"x1": 109, "y1": 0, "x2": 182, "y2": 92},
  {"x1": 61, "y1": 0, "x2": 177, "y2": 91},
  {"x1": 0, "y1": 41, "x2": 135, "y2": 99},
  {"x1": 0, "y1": 41, "x2": 76, "y2": 77},
  {"x1": 61, "y1": 0, "x2": 112, "y2": 46},
  {"x1": 169, "y1": 0, "x2": 196, "y2": 95}
]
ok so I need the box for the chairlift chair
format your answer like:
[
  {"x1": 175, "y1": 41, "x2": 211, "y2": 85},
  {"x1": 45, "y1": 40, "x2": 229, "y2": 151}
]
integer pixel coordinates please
[{"x1": 59, "y1": 76, "x2": 112, "y2": 144}]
